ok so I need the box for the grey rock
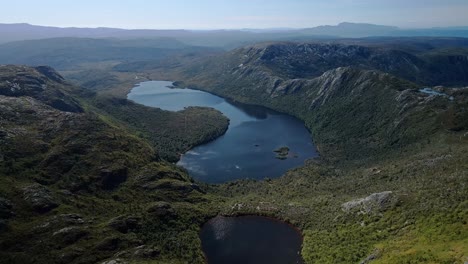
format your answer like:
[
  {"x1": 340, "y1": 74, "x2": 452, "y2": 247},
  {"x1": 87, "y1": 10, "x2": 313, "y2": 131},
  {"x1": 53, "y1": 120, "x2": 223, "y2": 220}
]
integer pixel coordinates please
[
  {"x1": 58, "y1": 214, "x2": 85, "y2": 225},
  {"x1": 133, "y1": 245, "x2": 160, "y2": 258},
  {"x1": 35, "y1": 213, "x2": 84, "y2": 232},
  {"x1": 22, "y1": 184, "x2": 58, "y2": 213},
  {"x1": 342, "y1": 191, "x2": 395, "y2": 214},
  {"x1": 146, "y1": 202, "x2": 175, "y2": 216},
  {"x1": 52, "y1": 226, "x2": 88, "y2": 246},
  {"x1": 101, "y1": 259, "x2": 128, "y2": 264},
  {"x1": 360, "y1": 249, "x2": 381, "y2": 264}
]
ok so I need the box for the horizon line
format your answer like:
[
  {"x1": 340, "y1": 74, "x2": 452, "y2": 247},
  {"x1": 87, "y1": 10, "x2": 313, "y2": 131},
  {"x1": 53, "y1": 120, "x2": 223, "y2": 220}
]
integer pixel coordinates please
[{"x1": 2, "y1": 21, "x2": 468, "y2": 31}]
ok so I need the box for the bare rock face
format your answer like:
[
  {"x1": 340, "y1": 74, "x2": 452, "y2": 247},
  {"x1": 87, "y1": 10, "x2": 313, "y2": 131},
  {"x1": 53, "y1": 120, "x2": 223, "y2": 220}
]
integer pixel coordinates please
[
  {"x1": 341, "y1": 191, "x2": 395, "y2": 215},
  {"x1": 22, "y1": 184, "x2": 58, "y2": 213}
]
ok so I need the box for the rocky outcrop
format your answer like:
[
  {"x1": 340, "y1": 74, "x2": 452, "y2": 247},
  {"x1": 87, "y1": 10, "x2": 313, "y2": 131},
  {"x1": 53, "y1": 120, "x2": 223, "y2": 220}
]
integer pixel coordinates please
[
  {"x1": 342, "y1": 191, "x2": 395, "y2": 215},
  {"x1": 360, "y1": 249, "x2": 381, "y2": 264},
  {"x1": 132, "y1": 245, "x2": 160, "y2": 259},
  {"x1": 52, "y1": 226, "x2": 88, "y2": 246},
  {"x1": 108, "y1": 215, "x2": 141, "y2": 233},
  {"x1": 101, "y1": 259, "x2": 128, "y2": 264},
  {"x1": 0, "y1": 65, "x2": 83, "y2": 112},
  {"x1": 35, "y1": 214, "x2": 85, "y2": 233},
  {"x1": 100, "y1": 167, "x2": 128, "y2": 190},
  {"x1": 22, "y1": 184, "x2": 58, "y2": 213},
  {"x1": 146, "y1": 202, "x2": 175, "y2": 217}
]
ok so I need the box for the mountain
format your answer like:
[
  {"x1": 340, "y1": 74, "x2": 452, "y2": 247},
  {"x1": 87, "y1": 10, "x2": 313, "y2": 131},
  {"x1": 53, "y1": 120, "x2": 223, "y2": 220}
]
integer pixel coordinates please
[
  {"x1": 0, "y1": 65, "x2": 229, "y2": 263},
  {"x1": 163, "y1": 42, "x2": 466, "y2": 159},
  {"x1": 0, "y1": 23, "x2": 188, "y2": 44},
  {"x1": 2, "y1": 23, "x2": 468, "y2": 49},
  {"x1": 0, "y1": 38, "x2": 220, "y2": 70},
  {"x1": 301, "y1": 22, "x2": 399, "y2": 37}
]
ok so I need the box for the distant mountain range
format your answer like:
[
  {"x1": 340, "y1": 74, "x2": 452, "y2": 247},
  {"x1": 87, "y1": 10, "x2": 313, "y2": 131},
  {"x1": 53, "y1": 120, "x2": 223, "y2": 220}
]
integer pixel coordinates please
[{"x1": 1, "y1": 22, "x2": 468, "y2": 47}]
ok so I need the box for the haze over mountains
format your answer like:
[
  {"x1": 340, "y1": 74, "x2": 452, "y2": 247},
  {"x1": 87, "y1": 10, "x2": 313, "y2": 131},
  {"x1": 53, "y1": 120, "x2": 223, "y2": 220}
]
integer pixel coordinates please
[{"x1": 2, "y1": 22, "x2": 468, "y2": 47}]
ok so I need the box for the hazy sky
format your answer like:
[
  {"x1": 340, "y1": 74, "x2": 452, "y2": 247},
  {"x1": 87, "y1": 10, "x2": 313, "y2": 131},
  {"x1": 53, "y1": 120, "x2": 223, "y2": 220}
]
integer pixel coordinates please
[{"x1": 2, "y1": 0, "x2": 468, "y2": 29}]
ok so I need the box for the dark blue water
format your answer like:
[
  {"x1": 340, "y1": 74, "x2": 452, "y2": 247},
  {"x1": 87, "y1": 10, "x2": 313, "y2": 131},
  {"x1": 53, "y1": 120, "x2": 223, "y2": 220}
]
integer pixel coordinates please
[
  {"x1": 200, "y1": 216, "x2": 303, "y2": 264},
  {"x1": 128, "y1": 81, "x2": 317, "y2": 183}
]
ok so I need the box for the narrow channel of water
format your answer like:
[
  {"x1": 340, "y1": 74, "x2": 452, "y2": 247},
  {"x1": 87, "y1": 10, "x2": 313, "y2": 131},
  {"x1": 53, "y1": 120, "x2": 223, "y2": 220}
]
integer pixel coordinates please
[{"x1": 128, "y1": 81, "x2": 318, "y2": 183}]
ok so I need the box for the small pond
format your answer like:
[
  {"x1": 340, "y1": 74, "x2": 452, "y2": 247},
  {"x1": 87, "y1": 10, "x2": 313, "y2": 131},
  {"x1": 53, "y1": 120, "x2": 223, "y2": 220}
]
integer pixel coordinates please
[{"x1": 200, "y1": 216, "x2": 304, "y2": 264}]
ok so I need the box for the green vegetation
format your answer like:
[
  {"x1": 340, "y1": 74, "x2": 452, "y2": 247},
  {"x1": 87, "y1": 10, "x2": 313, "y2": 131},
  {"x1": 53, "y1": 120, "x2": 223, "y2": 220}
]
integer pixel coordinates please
[
  {"x1": 273, "y1": 146, "x2": 290, "y2": 160},
  {"x1": 0, "y1": 66, "x2": 227, "y2": 264},
  {"x1": 134, "y1": 41, "x2": 467, "y2": 263},
  {"x1": 90, "y1": 96, "x2": 229, "y2": 162},
  {"x1": 1, "y1": 38, "x2": 468, "y2": 264}
]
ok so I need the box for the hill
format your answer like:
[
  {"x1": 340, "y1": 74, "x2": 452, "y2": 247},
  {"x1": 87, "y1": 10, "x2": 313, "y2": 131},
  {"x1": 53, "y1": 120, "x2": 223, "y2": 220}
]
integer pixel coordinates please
[
  {"x1": 0, "y1": 65, "x2": 229, "y2": 263},
  {"x1": 0, "y1": 38, "x2": 220, "y2": 70}
]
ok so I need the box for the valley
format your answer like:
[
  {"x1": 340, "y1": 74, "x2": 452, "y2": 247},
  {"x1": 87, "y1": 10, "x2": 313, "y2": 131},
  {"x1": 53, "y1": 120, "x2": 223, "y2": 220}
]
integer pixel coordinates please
[
  {"x1": 0, "y1": 27, "x2": 467, "y2": 264},
  {"x1": 128, "y1": 81, "x2": 317, "y2": 183}
]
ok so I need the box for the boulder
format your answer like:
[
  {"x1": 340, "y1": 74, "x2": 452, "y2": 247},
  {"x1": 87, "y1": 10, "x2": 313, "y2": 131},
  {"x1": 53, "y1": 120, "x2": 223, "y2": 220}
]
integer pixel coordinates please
[
  {"x1": 342, "y1": 191, "x2": 395, "y2": 215},
  {"x1": 133, "y1": 245, "x2": 160, "y2": 258},
  {"x1": 146, "y1": 202, "x2": 175, "y2": 217},
  {"x1": 22, "y1": 184, "x2": 58, "y2": 213}
]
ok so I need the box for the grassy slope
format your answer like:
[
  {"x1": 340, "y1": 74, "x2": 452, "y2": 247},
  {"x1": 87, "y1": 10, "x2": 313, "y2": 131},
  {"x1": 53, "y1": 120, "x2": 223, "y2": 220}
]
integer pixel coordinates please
[{"x1": 0, "y1": 66, "x2": 229, "y2": 264}]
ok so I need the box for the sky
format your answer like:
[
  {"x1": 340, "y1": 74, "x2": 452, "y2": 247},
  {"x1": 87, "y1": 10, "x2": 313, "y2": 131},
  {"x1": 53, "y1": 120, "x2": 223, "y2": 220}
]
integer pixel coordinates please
[{"x1": 1, "y1": 0, "x2": 468, "y2": 29}]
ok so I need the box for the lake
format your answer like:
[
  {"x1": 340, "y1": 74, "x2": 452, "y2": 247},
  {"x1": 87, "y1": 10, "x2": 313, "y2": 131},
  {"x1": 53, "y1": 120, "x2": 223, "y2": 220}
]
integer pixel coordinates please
[
  {"x1": 200, "y1": 216, "x2": 303, "y2": 264},
  {"x1": 128, "y1": 81, "x2": 317, "y2": 183}
]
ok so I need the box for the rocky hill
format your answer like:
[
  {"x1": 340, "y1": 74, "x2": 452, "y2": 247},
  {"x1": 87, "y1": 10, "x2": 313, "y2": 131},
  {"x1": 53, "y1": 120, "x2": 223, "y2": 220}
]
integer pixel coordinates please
[
  {"x1": 0, "y1": 65, "x2": 229, "y2": 263},
  {"x1": 171, "y1": 42, "x2": 467, "y2": 161},
  {"x1": 188, "y1": 42, "x2": 468, "y2": 86}
]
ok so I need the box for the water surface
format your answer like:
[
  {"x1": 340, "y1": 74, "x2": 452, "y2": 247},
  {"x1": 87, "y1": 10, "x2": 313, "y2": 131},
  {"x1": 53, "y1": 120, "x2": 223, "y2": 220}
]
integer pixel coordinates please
[
  {"x1": 200, "y1": 216, "x2": 303, "y2": 264},
  {"x1": 128, "y1": 81, "x2": 318, "y2": 183}
]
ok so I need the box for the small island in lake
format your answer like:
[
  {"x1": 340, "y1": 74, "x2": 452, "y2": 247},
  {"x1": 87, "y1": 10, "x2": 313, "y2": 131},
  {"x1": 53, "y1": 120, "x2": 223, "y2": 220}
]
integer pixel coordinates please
[{"x1": 274, "y1": 146, "x2": 290, "y2": 160}]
